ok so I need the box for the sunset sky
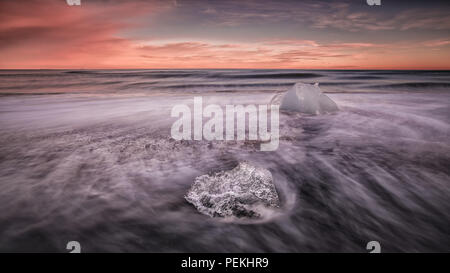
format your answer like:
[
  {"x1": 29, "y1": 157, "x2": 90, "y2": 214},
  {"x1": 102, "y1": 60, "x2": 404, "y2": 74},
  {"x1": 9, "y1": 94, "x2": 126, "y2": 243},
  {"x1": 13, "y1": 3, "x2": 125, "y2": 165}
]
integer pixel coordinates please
[{"x1": 1, "y1": 0, "x2": 449, "y2": 69}]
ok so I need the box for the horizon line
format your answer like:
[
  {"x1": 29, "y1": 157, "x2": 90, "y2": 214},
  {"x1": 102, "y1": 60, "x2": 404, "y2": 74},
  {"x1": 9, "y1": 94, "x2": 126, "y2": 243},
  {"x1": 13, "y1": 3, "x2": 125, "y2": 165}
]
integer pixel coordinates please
[{"x1": 1, "y1": 68, "x2": 450, "y2": 71}]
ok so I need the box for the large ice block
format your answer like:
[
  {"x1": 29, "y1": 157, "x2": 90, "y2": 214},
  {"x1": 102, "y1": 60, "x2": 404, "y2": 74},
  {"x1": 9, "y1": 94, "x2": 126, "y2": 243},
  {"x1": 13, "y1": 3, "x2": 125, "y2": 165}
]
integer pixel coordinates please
[{"x1": 280, "y1": 83, "x2": 338, "y2": 114}]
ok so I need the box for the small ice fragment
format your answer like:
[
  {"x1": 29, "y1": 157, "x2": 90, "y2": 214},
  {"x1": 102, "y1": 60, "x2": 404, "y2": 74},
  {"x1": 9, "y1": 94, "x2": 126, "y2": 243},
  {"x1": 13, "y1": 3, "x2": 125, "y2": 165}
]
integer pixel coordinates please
[
  {"x1": 185, "y1": 162, "x2": 280, "y2": 218},
  {"x1": 280, "y1": 82, "x2": 338, "y2": 114}
]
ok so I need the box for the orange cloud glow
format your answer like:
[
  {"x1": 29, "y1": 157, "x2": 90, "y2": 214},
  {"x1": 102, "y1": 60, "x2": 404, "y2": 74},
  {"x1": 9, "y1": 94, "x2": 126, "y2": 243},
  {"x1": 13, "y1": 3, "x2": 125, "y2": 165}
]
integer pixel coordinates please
[{"x1": 0, "y1": 0, "x2": 449, "y2": 69}]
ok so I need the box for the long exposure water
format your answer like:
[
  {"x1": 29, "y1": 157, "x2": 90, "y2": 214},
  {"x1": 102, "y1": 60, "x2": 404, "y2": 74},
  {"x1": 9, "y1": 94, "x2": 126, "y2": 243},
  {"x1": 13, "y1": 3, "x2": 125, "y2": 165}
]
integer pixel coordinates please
[{"x1": 0, "y1": 69, "x2": 449, "y2": 252}]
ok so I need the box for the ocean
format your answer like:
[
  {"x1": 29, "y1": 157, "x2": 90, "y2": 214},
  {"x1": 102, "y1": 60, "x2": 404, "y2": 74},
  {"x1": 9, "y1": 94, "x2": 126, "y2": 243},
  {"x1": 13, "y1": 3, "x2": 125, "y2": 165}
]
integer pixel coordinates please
[{"x1": 0, "y1": 69, "x2": 449, "y2": 252}]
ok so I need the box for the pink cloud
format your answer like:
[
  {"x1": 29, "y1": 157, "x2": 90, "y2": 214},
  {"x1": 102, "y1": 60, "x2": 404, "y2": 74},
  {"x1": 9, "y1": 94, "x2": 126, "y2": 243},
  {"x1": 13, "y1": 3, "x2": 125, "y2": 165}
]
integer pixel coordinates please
[
  {"x1": 0, "y1": 0, "x2": 169, "y2": 68},
  {"x1": 0, "y1": 1, "x2": 449, "y2": 69},
  {"x1": 422, "y1": 39, "x2": 450, "y2": 47}
]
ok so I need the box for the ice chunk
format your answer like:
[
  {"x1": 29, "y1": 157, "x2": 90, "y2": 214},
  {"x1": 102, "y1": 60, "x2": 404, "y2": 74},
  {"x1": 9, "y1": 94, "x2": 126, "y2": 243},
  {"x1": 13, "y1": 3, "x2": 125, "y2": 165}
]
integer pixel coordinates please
[
  {"x1": 185, "y1": 162, "x2": 280, "y2": 218},
  {"x1": 280, "y1": 83, "x2": 338, "y2": 114}
]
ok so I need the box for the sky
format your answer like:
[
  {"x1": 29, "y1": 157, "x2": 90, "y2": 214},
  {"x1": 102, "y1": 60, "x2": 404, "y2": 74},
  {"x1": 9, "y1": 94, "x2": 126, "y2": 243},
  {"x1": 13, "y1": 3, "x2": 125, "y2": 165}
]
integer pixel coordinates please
[{"x1": 0, "y1": 0, "x2": 449, "y2": 69}]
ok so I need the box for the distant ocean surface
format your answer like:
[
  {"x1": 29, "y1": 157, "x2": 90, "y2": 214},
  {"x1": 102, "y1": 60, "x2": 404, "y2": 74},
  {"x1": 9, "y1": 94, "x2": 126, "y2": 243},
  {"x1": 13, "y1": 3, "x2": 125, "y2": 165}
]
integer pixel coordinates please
[
  {"x1": 0, "y1": 70, "x2": 449, "y2": 252},
  {"x1": 1, "y1": 69, "x2": 450, "y2": 95}
]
